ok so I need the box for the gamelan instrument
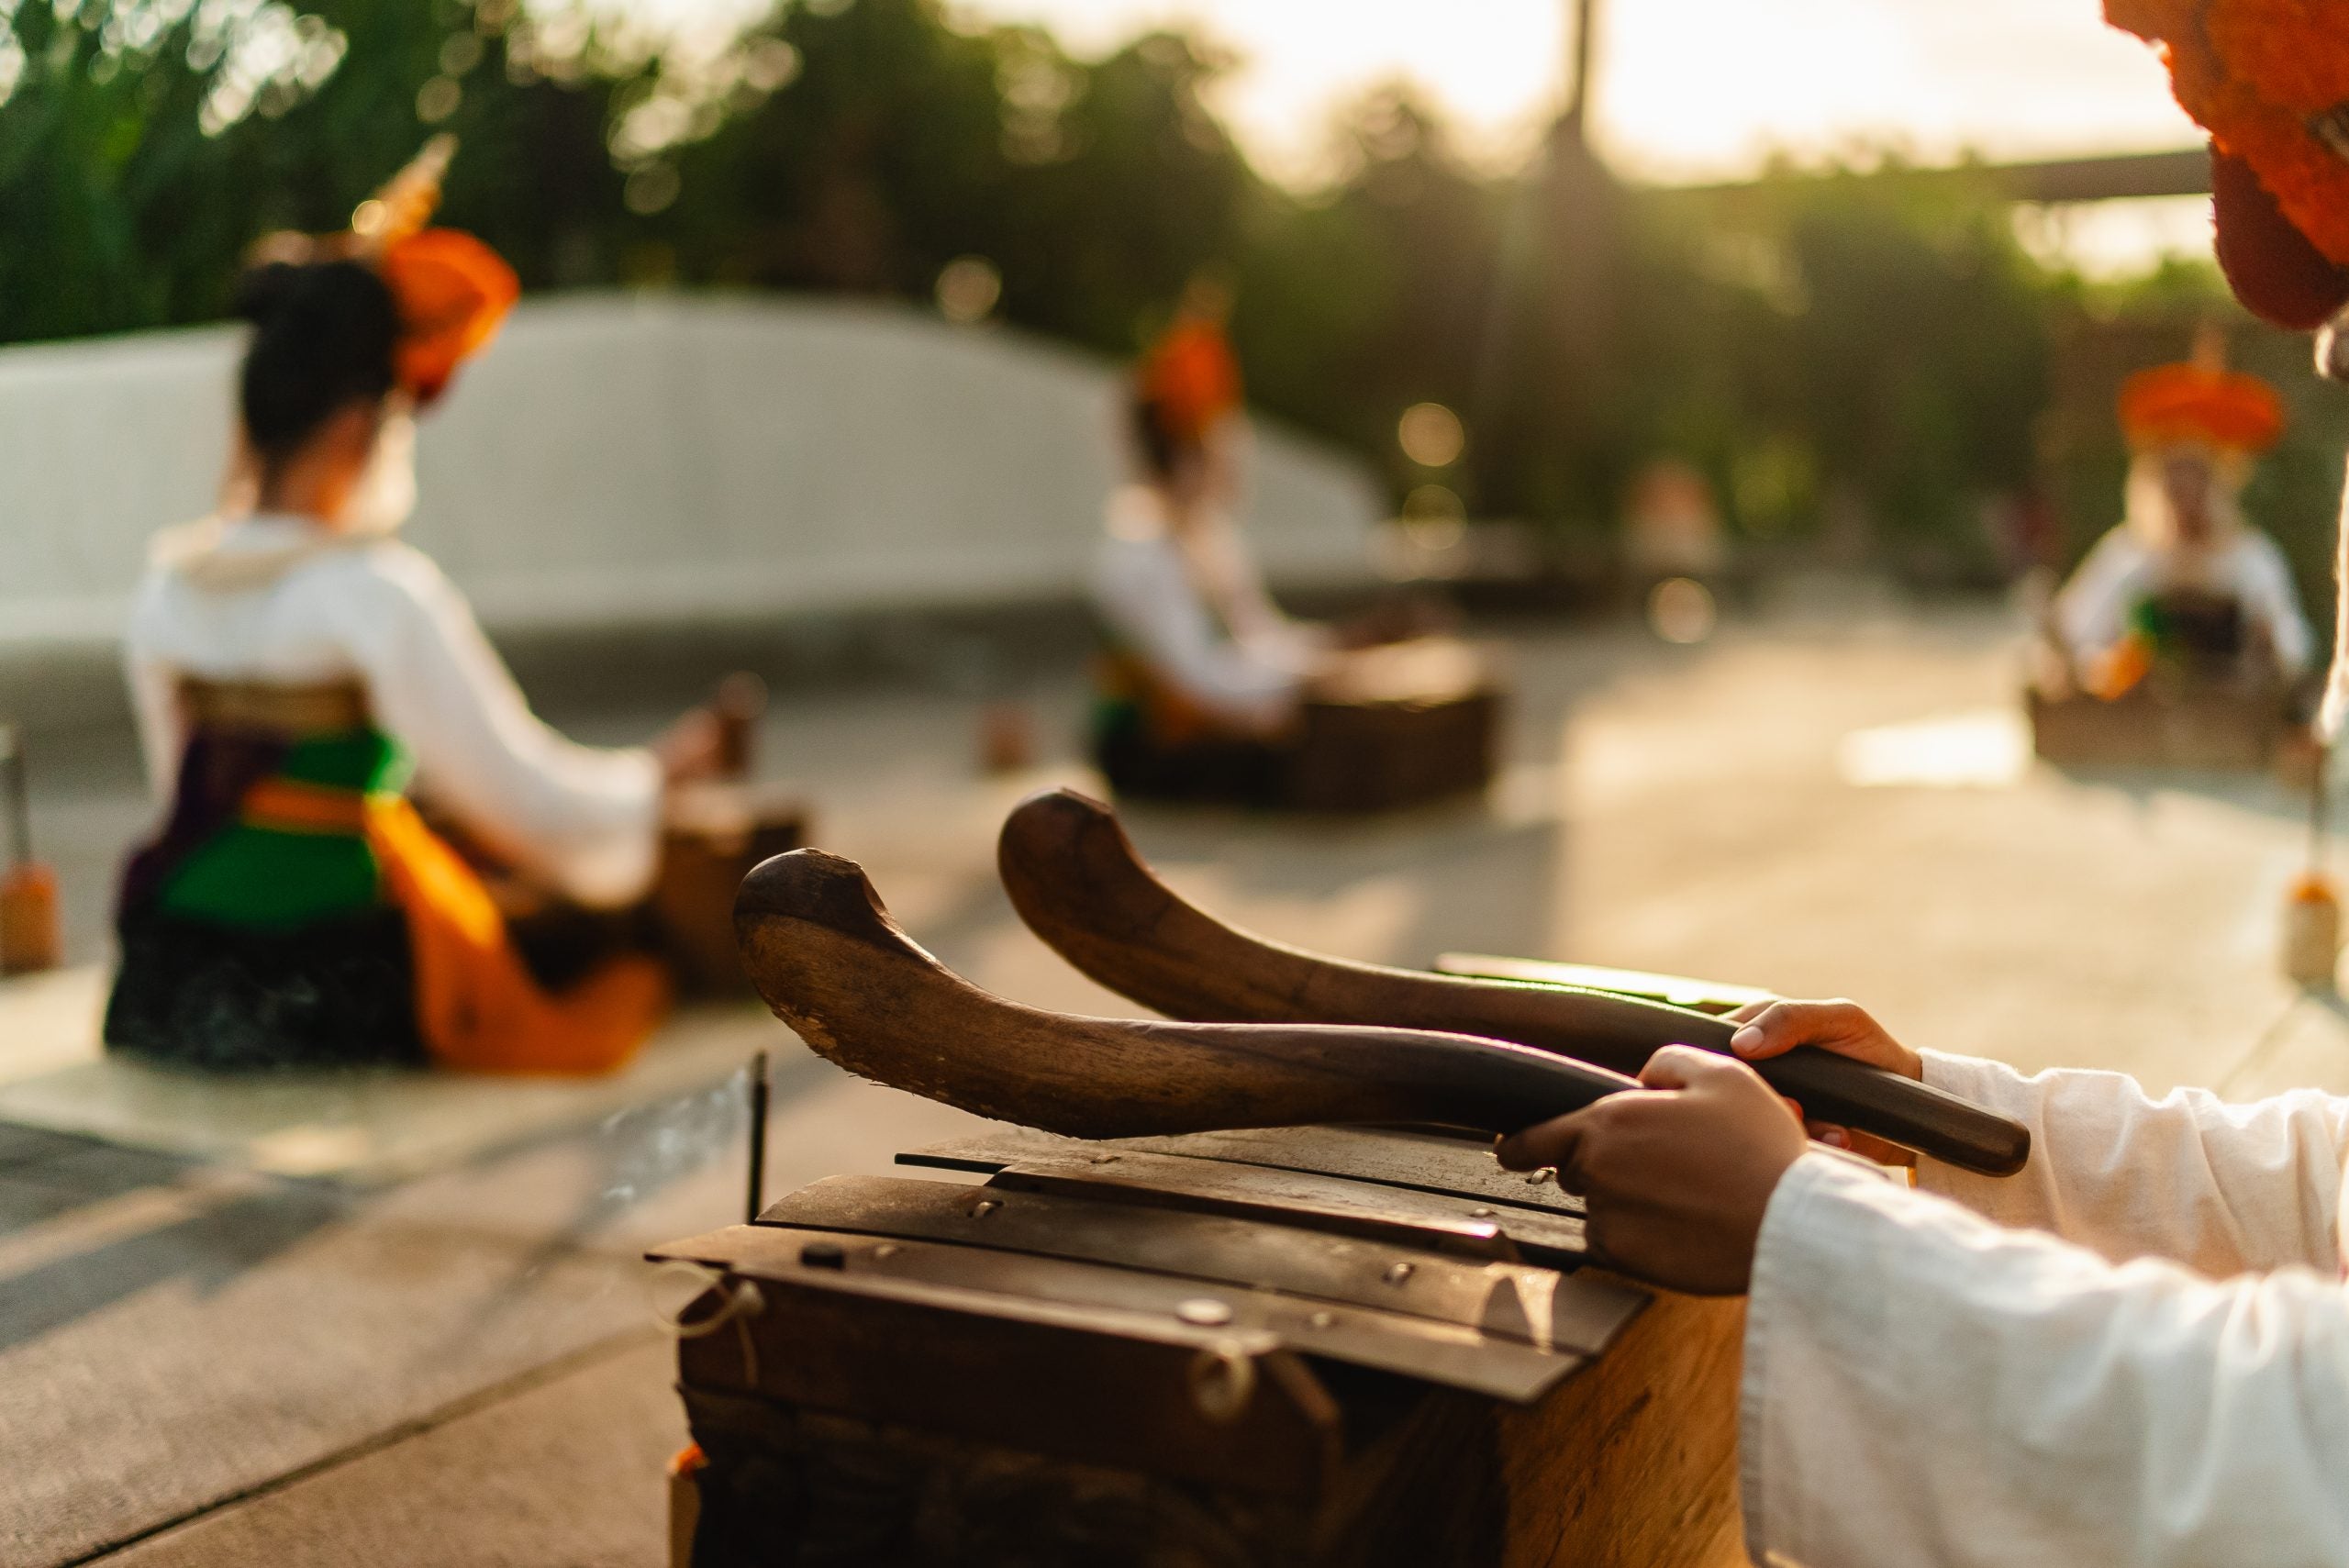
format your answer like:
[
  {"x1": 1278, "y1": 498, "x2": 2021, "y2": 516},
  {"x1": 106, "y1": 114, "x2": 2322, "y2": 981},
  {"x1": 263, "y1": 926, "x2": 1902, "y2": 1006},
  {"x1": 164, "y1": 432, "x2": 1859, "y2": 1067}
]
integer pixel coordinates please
[
  {"x1": 660, "y1": 798, "x2": 2021, "y2": 1564},
  {"x1": 994, "y1": 787, "x2": 2029, "y2": 1176},
  {"x1": 656, "y1": 1118, "x2": 1744, "y2": 1568}
]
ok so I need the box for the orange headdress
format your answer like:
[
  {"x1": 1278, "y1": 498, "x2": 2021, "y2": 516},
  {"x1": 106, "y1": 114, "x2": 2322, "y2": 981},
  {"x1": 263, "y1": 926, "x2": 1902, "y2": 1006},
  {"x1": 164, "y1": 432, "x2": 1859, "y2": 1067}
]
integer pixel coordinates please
[
  {"x1": 2116, "y1": 359, "x2": 2285, "y2": 453},
  {"x1": 1137, "y1": 315, "x2": 1242, "y2": 448},
  {"x1": 250, "y1": 137, "x2": 520, "y2": 405},
  {"x1": 2106, "y1": 1, "x2": 2349, "y2": 327}
]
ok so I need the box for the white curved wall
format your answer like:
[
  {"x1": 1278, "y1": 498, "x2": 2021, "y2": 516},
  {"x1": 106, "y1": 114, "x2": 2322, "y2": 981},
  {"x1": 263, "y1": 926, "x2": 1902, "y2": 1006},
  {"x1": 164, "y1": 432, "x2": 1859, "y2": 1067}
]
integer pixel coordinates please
[{"x1": 0, "y1": 293, "x2": 1381, "y2": 651}]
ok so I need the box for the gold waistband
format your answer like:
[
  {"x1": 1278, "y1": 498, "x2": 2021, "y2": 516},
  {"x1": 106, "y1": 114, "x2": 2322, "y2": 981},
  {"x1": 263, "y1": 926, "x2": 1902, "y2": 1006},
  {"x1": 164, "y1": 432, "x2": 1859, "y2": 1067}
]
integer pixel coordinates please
[{"x1": 182, "y1": 678, "x2": 371, "y2": 736}]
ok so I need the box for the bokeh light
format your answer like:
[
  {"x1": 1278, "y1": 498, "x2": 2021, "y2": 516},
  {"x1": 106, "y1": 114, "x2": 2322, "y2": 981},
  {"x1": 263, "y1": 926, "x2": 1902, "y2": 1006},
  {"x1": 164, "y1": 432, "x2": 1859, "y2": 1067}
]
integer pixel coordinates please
[
  {"x1": 1647, "y1": 576, "x2": 1718, "y2": 644},
  {"x1": 1401, "y1": 482, "x2": 1466, "y2": 528},
  {"x1": 415, "y1": 75, "x2": 461, "y2": 124},
  {"x1": 1397, "y1": 402, "x2": 1464, "y2": 469},
  {"x1": 935, "y1": 256, "x2": 1004, "y2": 325},
  {"x1": 623, "y1": 162, "x2": 682, "y2": 216}
]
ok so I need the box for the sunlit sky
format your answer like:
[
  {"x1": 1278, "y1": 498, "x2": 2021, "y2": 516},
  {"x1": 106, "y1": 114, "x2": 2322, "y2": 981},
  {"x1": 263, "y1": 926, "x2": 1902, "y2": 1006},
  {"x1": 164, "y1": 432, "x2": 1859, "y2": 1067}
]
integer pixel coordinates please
[
  {"x1": 959, "y1": 0, "x2": 2199, "y2": 185},
  {"x1": 617, "y1": 0, "x2": 2216, "y2": 272}
]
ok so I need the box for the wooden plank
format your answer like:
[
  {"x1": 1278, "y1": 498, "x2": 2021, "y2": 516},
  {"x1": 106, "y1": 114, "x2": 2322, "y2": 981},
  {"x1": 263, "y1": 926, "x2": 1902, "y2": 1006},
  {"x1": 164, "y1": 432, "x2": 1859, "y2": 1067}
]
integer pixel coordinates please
[
  {"x1": 760, "y1": 1174, "x2": 1642, "y2": 1358},
  {"x1": 905, "y1": 1124, "x2": 1587, "y2": 1218},
  {"x1": 1495, "y1": 1287, "x2": 1747, "y2": 1568},
  {"x1": 902, "y1": 1134, "x2": 1588, "y2": 1263},
  {"x1": 1305, "y1": 1286, "x2": 1747, "y2": 1568},
  {"x1": 95, "y1": 1340, "x2": 683, "y2": 1568},
  {"x1": 1113, "y1": 1126, "x2": 1589, "y2": 1218},
  {"x1": 655, "y1": 1221, "x2": 1581, "y2": 1403},
  {"x1": 657, "y1": 1248, "x2": 1343, "y2": 1501},
  {"x1": 998, "y1": 1156, "x2": 1586, "y2": 1266}
]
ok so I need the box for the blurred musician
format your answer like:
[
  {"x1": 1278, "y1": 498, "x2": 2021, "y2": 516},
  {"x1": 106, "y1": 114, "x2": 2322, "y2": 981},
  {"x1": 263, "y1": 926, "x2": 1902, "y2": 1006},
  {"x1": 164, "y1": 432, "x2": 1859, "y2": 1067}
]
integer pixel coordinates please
[
  {"x1": 2054, "y1": 348, "x2": 2310, "y2": 696},
  {"x1": 1088, "y1": 280, "x2": 1333, "y2": 797},
  {"x1": 106, "y1": 142, "x2": 722, "y2": 1075}
]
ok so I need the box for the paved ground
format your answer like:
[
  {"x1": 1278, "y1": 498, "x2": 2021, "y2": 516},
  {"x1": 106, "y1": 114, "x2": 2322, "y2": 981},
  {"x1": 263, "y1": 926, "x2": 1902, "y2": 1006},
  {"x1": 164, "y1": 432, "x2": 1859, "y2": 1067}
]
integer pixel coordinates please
[{"x1": 6, "y1": 588, "x2": 2345, "y2": 1565}]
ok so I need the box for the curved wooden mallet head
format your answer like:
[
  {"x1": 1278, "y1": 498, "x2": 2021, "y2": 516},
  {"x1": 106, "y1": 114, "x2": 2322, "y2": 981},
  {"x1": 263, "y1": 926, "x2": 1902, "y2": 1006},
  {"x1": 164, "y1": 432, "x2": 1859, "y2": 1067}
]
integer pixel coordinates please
[
  {"x1": 997, "y1": 788, "x2": 2030, "y2": 1177},
  {"x1": 733, "y1": 849, "x2": 1640, "y2": 1140}
]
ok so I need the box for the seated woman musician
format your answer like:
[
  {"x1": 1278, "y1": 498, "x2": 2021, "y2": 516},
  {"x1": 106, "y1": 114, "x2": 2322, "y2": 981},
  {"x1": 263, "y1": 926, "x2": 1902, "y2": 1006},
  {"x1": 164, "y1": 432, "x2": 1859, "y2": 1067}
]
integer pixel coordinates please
[
  {"x1": 1088, "y1": 287, "x2": 1335, "y2": 797},
  {"x1": 106, "y1": 143, "x2": 723, "y2": 1076},
  {"x1": 2053, "y1": 349, "x2": 2311, "y2": 697}
]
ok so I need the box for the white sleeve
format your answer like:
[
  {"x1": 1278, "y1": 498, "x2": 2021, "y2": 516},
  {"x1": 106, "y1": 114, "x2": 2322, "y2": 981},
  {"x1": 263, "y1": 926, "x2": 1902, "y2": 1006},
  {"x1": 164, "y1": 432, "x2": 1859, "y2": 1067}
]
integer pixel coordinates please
[
  {"x1": 1915, "y1": 1051, "x2": 2349, "y2": 1276},
  {"x1": 342, "y1": 547, "x2": 662, "y2": 908},
  {"x1": 2233, "y1": 532, "x2": 2313, "y2": 675},
  {"x1": 2054, "y1": 528, "x2": 2151, "y2": 660},
  {"x1": 1742, "y1": 1152, "x2": 2349, "y2": 1568},
  {"x1": 1186, "y1": 512, "x2": 1294, "y2": 646},
  {"x1": 1090, "y1": 538, "x2": 1300, "y2": 731}
]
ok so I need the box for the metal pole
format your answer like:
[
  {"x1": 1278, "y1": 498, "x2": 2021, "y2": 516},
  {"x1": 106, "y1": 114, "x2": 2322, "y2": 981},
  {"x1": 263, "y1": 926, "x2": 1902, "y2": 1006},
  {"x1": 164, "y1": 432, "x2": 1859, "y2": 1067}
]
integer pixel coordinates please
[
  {"x1": 1562, "y1": 0, "x2": 1599, "y2": 148},
  {"x1": 744, "y1": 1050, "x2": 770, "y2": 1224},
  {"x1": 2, "y1": 725, "x2": 28, "y2": 871}
]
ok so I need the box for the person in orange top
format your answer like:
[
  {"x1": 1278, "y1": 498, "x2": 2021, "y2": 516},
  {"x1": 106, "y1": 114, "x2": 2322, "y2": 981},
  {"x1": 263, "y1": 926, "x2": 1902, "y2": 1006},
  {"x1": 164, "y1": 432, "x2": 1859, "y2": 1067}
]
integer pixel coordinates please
[{"x1": 2053, "y1": 349, "x2": 2310, "y2": 695}]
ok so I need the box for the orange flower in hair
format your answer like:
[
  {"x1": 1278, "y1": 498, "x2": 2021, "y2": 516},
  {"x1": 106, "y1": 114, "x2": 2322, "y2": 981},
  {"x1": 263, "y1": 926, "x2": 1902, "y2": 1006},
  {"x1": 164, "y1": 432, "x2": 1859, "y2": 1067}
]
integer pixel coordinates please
[
  {"x1": 1139, "y1": 318, "x2": 1242, "y2": 445},
  {"x1": 240, "y1": 138, "x2": 520, "y2": 403},
  {"x1": 2116, "y1": 360, "x2": 2286, "y2": 452},
  {"x1": 379, "y1": 229, "x2": 518, "y2": 405}
]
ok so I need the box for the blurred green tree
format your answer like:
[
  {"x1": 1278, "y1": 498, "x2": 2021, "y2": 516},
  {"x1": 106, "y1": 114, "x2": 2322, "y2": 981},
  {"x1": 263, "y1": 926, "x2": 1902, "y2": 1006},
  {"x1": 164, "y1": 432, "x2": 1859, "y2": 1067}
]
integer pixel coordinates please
[{"x1": 0, "y1": 0, "x2": 2321, "y2": 598}]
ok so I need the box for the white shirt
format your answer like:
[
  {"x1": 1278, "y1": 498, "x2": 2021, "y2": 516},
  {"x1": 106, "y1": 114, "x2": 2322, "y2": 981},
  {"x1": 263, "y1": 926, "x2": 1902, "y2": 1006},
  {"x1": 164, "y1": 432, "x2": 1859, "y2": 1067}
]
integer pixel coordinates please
[
  {"x1": 1087, "y1": 486, "x2": 1320, "y2": 732},
  {"x1": 2056, "y1": 525, "x2": 2313, "y2": 676},
  {"x1": 1742, "y1": 1053, "x2": 2349, "y2": 1567},
  {"x1": 125, "y1": 514, "x2": 662, "y2": 908}
]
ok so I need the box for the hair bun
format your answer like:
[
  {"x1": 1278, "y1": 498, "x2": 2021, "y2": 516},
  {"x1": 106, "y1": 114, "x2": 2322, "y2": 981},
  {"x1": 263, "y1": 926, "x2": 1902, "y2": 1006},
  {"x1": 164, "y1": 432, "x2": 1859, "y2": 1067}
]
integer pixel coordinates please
[{"x1": 233, "y1": 259, "x2": 306, "y2": 327}]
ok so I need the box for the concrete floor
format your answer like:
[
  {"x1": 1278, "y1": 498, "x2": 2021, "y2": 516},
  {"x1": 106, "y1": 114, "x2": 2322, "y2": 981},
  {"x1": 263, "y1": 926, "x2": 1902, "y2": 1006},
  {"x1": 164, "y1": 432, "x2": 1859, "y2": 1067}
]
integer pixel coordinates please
[{"x1": 6, "y1": 592, "x2": 2346, "y2": 1565}]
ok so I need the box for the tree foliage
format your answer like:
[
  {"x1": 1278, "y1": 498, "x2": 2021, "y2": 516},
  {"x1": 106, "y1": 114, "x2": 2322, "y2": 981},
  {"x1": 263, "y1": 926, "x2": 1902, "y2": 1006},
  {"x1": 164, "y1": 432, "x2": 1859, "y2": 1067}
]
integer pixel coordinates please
[{"x1": 3, "y1": 0, "x2": 2334, "y2": 589}]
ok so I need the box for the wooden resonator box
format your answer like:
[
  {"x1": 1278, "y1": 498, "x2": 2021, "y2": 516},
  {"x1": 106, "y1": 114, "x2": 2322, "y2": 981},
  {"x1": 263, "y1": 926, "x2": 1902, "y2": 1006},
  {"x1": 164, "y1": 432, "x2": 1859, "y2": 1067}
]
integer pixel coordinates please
[{"x1": 652, "y1": 1122, "x2": 1743, "y2": 1568}]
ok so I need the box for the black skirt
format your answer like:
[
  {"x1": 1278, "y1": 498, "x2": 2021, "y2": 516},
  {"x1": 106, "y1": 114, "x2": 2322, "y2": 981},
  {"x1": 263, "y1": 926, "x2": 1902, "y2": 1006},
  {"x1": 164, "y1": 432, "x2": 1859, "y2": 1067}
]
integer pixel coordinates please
[
  {"x1": 1090, "y1": 707, "x2": 1286, "y2": 806},
  {"x1": 104, "y1": 905, "x2": 427, "y2": 1073}
]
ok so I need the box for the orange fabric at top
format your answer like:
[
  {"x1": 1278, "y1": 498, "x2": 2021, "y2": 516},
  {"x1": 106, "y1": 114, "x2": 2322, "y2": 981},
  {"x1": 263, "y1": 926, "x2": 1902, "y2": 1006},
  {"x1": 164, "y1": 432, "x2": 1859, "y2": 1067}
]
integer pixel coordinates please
[
  {"x1": 1139, "y1": 319, "x2": 1243, "y2": 445},
  {"x1": 2106, "y1": 0, "x2": 2349, "y2": 267},
  {"x1": 379, "y1": 229, "x2": 520, "y2": 406},
  {"x1": 2117, "y1": 361, "x2": 2287, "y2": 452}
]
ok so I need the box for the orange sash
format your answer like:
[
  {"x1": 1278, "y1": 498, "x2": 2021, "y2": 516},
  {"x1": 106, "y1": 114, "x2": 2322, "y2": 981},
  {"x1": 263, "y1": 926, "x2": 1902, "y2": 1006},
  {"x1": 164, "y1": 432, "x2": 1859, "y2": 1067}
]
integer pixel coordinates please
[{"x1": 247, "y1": 779, "x2": 668, "y2": 1074}]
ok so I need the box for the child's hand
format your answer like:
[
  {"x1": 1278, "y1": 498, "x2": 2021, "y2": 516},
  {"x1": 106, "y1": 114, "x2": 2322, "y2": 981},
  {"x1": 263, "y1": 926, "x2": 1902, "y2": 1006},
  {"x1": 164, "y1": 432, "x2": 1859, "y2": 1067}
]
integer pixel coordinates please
[
  {"x1": 1495, "y1": 1046, "x2": 1808, "y2": 1296},
  {"x1": 1727, "y1": 998, "x2": 1921, "y2": 1165}
]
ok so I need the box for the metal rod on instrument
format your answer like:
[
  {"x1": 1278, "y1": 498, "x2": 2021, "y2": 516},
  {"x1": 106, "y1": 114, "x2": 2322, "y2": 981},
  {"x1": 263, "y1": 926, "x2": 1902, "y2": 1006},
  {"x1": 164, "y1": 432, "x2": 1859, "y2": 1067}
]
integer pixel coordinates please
[{"x1": 744, "y1": 1050, "x2": 770, "y2": 1224}]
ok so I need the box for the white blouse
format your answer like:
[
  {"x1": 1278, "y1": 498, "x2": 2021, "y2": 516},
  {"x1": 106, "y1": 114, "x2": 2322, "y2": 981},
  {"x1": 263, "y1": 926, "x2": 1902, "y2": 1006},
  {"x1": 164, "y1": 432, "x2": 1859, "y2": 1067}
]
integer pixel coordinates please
[
  {"x1": 125, "y1": 514, "x2": 662, "y2": 908},
  {"x1": 2055, "y1": 524, "x2": 2313, "y2": 676},
  {"x1": 1742, "y1": 1053, "x2": 2349, "y2": 1567},
  {"x1": 1087, "y1": 486, "x2": 1320, "y2": 732}
]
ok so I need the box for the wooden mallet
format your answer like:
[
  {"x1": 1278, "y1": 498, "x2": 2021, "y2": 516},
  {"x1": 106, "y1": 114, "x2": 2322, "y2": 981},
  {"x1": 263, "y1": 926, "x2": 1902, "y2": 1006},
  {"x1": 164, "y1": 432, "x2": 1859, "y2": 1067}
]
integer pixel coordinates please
[
  {"x1": 996, "y1": 787, "x2": 2030, "y2": 1177},
  {"x1": 732, "y1": 848, "x2": 1642, "y2": 1140}
]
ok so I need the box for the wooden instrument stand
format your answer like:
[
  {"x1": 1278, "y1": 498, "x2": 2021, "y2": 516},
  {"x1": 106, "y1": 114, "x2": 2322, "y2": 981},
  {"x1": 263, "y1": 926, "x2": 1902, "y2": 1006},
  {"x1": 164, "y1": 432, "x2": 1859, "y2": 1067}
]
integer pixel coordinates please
[
  {"x1": 655, "y1": 1125, "x2": 1744, "y2": 1568},
  {"x1": 1107, "y1": 637, "x2": 1502, "y2": 813}
]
